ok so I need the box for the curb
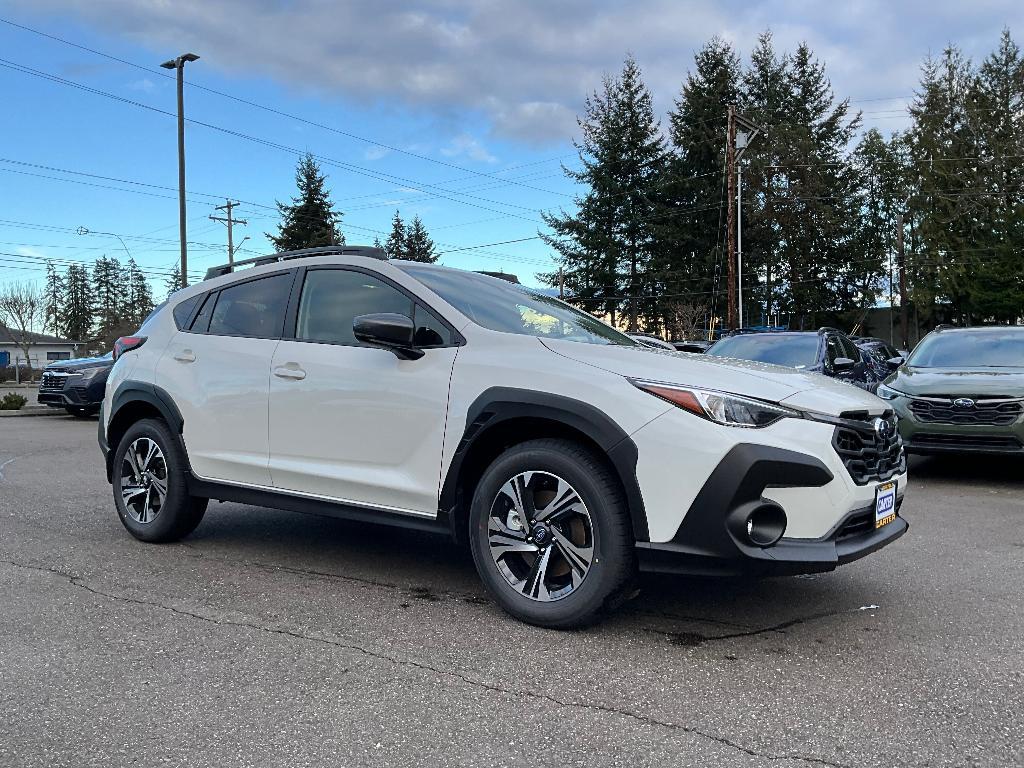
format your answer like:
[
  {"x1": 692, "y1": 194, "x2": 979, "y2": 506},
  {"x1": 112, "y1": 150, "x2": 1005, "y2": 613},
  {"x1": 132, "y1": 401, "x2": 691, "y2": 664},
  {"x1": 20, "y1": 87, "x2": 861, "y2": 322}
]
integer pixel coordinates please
[{"x1": 0, "y1": 408, "x2": 66, "y2": 418}]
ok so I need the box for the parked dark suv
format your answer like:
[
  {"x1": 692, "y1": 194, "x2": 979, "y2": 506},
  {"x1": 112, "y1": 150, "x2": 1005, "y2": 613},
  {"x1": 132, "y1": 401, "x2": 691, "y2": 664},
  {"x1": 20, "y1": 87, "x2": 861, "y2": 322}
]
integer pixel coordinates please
[
  {"x1": 706, "y1": 328, "x2": 883, "y2": 392},
  {"x1": 38, "y1": 353, "x2": 113, "y2": 417}
]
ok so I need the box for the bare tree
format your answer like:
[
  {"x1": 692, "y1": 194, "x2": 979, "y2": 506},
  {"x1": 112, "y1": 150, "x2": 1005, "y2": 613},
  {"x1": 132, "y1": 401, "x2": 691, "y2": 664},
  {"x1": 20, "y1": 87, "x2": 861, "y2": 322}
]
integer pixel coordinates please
[
  {"x1": 0, "y1": 282, "x2": 45, "y2": 376},
  {"x1": 664, "y1": 301, "x2": 709, "y2": 341}
]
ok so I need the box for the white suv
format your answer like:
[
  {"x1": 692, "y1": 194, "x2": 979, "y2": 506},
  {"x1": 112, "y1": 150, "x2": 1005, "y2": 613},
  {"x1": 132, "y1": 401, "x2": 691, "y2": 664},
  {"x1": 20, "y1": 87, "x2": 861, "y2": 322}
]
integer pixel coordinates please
[{"x1": 99, "y1": 246, "x2": 909, "y2": 628}]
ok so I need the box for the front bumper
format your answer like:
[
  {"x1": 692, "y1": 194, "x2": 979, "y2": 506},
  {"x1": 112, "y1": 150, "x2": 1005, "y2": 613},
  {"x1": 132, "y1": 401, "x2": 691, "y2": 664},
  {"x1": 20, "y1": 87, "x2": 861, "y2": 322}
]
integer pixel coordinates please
[
  {"x1": 891, "y1": 398, "x2": 1024, "y2": 455},
  {"x1": 37, "y1": 378, "x2": 105, "y2": 409},
  {"x1": 633, "y1": 440, "x2": 908, "y2": 576},
  {"x1": 637, "y1": 502, "x2": 908, "y2": 576}
]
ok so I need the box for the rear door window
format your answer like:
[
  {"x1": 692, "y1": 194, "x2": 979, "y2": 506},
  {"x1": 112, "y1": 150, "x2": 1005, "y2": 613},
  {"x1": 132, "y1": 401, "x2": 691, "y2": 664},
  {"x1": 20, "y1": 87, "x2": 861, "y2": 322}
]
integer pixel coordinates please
[{"x1": 207, "y1": 273, "x2": 293, "y2": 339}]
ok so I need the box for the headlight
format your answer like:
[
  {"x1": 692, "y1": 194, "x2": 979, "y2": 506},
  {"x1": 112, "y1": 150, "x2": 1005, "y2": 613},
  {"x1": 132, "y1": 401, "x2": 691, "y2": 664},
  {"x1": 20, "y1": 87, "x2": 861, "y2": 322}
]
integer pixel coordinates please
[
  {"x1": 71, "y1": 366, "x2": 106, "y2": 382},
  {"x1": 876, "y1": 383, "x2": 906, "y2": 401},
  {"x1": 631, "y1": 379, "x2": 798, "y2": 428}
]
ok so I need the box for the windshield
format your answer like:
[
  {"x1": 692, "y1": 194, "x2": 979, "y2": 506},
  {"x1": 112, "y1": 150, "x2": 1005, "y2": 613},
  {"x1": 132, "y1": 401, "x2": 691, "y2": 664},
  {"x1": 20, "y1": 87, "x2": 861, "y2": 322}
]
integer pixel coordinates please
[
  {"x1": 908, "y1": 330, "x2": 1024, "y2": 368},
  {"x1": 708, "y1": 334, "x2": 820, "y2": 368},
  {"x1": 398, "y1": 265, "x2": 636, "y2": 346}
]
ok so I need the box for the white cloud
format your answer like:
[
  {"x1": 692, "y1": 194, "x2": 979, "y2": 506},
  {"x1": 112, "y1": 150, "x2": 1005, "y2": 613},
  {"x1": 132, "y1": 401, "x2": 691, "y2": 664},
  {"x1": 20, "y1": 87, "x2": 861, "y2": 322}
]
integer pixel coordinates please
[
  {"x1": 439, "y1": 133, "x2": 497, "y2": 163},
  {"x1": 14, "y1": 0, "x2": 1024, "y2": 144}
]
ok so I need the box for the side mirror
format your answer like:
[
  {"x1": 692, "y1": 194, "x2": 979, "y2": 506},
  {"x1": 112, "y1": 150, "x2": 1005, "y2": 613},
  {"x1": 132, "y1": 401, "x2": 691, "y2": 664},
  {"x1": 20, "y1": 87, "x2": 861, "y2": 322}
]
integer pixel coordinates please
[
  {"x1": 886, "y1": 356, "x2": 905, "y2": 369},
  {"x1": 832, "y1": 356, "x2": 855, "y2": 371},
  {"x1": 353, "y1": 313, "x2": 424, "y2": 360}
]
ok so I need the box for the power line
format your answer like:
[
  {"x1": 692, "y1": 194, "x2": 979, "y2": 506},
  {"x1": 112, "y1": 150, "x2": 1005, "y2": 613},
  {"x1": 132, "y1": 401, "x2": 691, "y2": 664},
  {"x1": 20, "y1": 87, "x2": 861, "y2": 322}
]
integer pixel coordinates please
[{"x1": 0, "y1": 16, "x2": 577, "y2": 196}]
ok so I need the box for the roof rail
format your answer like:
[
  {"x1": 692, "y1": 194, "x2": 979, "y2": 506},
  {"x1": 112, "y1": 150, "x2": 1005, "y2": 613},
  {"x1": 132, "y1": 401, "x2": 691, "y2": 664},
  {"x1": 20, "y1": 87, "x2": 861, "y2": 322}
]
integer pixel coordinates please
[
  {"x1": 475, "y1": 270, "x2": 521, "y2": 284},
  {"x1": 203, "y1": 245, "x2": 388, "y2": 280}
]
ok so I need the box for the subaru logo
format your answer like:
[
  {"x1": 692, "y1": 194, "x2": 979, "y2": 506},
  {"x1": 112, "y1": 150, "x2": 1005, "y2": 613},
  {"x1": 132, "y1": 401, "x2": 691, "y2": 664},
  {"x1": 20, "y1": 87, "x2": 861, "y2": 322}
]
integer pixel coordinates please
[
  {"x1": 873, "y1": 417, "x2": 893, "y2": 440},
  {"x1": 953, "y1": 398, "x2": 975, "y2": 409}
]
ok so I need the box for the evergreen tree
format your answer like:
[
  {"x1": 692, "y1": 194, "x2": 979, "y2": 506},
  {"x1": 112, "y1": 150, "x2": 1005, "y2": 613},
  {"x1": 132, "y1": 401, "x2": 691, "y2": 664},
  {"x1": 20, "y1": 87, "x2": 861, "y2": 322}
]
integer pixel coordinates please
[
  {"x1": 908, "y1": 47, "x2": 978, "y2": 326},
  {"x1": 92, "y1": 256, "x2": 123, "y2": 343},
  {"x1": 268, "y1": 153, "x2": 345, "y2": 251},
  {"x1": 967, "y1": 30, "x2": 1024, "y2": 322},
  {"x1": 541, "y1": 55, "x2": 666, "y2": 330},
  {"x1": 61, "y1": 263, "x2": 93, "y2": 342},
  {"x1": 124, "y1": 258, "x2": 155, "y2": 327},
  {"x1": 660, "y1": 37, "x2": 742, "y2": 333},
  {"x1": 43, "y1": 261, "x2": 64, "y2": 335},
  {"x1": 385, "y1": 210, "x2": 406, "y2": 259},
  {"x1": 403, "y1": 216, "x2": 438, "y2": 263},
  {"x1": 164, "y1": 263, "x2": 182, "y2": 300}
]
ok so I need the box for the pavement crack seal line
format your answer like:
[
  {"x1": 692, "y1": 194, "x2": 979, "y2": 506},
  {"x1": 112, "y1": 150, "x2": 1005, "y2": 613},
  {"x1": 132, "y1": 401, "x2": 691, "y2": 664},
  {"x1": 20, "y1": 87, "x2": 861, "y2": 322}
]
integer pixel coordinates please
[
  {"x1": 648, "y1": 605, "x2": 880, "y2": 647},
  {"x1": 0, "y1": 455, "x2": 22, "y2": 482},
  {"x1": 6, "y1": 559, "x2": 852, "y2": 768}
]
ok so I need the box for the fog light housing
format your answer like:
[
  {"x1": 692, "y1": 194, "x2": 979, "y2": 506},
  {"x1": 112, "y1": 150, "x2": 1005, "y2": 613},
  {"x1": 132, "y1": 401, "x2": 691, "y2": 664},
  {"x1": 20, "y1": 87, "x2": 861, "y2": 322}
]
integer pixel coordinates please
[{"x1": 729, "y1": 501, "x2": 787, "y2": 548}]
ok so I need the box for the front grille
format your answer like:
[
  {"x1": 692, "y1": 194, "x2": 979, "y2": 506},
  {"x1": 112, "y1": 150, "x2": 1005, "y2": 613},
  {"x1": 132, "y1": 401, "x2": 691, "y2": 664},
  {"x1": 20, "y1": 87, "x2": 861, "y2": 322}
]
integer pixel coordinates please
[
  {"x1": 40, "y1": 373, "x2": 66, "y2": 390},
  {"x1": 908, "y1": 396, "x2": 1023, "y2": 426},
  {"x1": 832, "y1": 414, "x2": 905, "y2": 485},
  {"x1": 913, "y1": 433, "x2": 1023, "y2": 451}
]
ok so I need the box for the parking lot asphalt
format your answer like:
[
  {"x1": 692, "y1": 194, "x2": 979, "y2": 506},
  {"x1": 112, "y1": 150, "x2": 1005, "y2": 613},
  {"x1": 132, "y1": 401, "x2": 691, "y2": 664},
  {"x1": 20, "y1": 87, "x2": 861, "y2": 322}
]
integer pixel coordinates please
[{"x1": 1, "y1": 416, "x2": 1021, "y2": 768}]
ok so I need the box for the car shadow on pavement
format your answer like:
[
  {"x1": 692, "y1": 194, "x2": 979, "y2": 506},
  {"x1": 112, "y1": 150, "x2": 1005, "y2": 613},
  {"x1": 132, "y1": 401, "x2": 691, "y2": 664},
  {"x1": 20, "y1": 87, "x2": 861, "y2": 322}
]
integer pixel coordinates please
[{"x1": 180, "y1": 502, "x2": 879, "y2": 637}]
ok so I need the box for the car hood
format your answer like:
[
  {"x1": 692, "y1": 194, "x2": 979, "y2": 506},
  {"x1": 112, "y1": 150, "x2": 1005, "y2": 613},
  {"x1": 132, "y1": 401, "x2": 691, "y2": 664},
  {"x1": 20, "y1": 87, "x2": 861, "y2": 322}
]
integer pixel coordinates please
[
  {"x1": 540, "y1": 339, "x2": 887, "y2": 416},
  {"x1": 889, "y1": 366, "x2": 1024, "y2": 397},
  {"x1": 48, "y1": 355, "x2": 113, "y2": 370}
]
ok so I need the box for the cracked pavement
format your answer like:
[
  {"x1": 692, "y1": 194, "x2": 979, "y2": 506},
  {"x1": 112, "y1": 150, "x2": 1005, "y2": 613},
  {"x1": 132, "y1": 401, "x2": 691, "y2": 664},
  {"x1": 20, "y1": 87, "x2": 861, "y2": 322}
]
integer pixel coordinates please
[{"x1": 1, "y1": 417, "x2": 1022, "y2": 767}]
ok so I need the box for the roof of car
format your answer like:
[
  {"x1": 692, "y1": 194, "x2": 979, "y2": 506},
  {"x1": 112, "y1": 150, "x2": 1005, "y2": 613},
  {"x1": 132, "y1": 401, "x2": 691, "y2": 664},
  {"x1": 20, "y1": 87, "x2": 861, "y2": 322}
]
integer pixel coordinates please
[{"x1": 932, "y1": 325, "x2": 1024, "y2": 333}]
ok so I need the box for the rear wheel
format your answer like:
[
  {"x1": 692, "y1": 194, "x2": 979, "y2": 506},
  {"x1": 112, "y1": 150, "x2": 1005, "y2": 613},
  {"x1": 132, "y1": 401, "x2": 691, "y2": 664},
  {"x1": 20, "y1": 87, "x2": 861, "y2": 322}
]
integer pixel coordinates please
[
  {"x1": 469, "y1": 438, "x2": 635, "y2": 629},
  {"x1": 112, "y1": 418, "x2": 207, "y2": 542}
]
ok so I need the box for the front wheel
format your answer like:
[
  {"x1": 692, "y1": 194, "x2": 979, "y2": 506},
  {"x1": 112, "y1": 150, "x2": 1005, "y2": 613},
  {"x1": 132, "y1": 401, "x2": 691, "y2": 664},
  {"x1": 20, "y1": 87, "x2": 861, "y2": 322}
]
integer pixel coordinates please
[
  {"x1": 468, "y1": 438, "x2": 635, "y2": 629},
  {"x1": 112, "y1": 418, "x2": 207, "y2": 542}
]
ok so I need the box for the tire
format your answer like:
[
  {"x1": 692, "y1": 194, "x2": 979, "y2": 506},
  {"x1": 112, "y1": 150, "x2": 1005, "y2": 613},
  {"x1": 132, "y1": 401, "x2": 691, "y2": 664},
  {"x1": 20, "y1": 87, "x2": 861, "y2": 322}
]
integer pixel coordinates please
[
  {"x1": 112, "y1": 418, "x2": 207, "y2": 543},
  {"x1": 468, "y1": 438, "x2": 635, "y2": 629}
]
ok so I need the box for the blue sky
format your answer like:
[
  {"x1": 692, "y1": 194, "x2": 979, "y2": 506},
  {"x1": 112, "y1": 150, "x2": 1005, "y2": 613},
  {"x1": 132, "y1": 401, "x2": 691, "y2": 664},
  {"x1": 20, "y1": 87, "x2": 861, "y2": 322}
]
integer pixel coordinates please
[{"x1": 1, "y1": 1, "x2": 1021, "y2": 293}]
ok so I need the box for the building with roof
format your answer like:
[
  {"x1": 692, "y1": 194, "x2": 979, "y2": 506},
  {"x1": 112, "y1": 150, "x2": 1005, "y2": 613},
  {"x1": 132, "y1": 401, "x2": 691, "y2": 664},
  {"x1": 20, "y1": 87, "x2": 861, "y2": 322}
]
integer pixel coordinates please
[{"x1": 0, "y1": 326, "x2": 82, "y2": 369}]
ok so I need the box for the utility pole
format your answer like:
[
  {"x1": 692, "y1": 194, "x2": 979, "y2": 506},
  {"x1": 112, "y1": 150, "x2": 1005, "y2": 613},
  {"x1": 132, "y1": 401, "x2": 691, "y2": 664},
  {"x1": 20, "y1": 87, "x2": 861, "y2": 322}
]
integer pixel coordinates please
[
  {"x1": 726, "y1": 106, "x2": 737, "y2": 329},
  {"x1": 897, "y1": 211, "x2": 908, "y2": 349},
  {"x1": 210, "y1": 200, "x2": 248, "y2": 266},
  {"x1": 725, "y1": 106, "x2": 761, "y2": 330},
  {"x1": 160, "y1": 52, "x2": 200, "y2": 288}
]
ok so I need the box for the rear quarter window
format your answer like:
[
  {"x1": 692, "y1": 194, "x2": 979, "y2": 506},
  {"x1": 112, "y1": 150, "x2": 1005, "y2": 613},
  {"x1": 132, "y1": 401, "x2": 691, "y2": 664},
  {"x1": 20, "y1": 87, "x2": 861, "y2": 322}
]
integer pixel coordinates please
[{"x1": 171, "y1": 295, "x2": 201, "y2": 330}]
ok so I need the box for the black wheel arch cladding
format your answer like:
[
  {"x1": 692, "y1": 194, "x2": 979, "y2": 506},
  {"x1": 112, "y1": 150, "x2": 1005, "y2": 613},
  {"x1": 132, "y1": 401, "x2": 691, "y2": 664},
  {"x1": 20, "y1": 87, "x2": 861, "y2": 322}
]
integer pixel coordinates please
[{"x1": 440, "y1": 387, "x2": 650, "y2": 542}]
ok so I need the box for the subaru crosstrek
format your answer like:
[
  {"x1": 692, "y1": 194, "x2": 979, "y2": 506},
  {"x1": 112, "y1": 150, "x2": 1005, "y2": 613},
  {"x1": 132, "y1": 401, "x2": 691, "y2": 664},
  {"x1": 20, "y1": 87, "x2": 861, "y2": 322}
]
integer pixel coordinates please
[{"x1": 98, "y1": 246, "x2": 909, "y2": 628}]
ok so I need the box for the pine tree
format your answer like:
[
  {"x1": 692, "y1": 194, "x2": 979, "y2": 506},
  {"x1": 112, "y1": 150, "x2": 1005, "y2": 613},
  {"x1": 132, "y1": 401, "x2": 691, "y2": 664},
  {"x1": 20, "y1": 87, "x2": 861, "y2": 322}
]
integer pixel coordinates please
[
  {"x1": 660, "y1": 37, "x2": 742, "y2": 333},
  {"x1": 385, "y1": 210, "x2": 405, "y2": 259},
  {"x1": 268, "y1": 153, "x2": 345, "y2": 251},
  {"x1": 124, "y1": 258, "x2": 155, "y2": 327},
  {"x1": 403, "y1": 216, "x2": 438, "y2": 263},
  {"x1": 61, "y1": 264, "x2": 93, "y2": 342},
  {"x1": 968, "y1": 30, "x2": 1024, "y2": 322},
  {"x1": 43, "y1": 261, "x2": 64, "y2": 335},
  {"x1": 908, "y1": 47, "x2": 977, "y2": 325},
  {"x1": 92, "y1": 256, "x2": 123, "y2": 343},
  {"x1": 541, "y1": 55, "x2": 666, "y2": 330},
  {"x1": 164, "y1": 263, "x2": 182, "y2": 300}
]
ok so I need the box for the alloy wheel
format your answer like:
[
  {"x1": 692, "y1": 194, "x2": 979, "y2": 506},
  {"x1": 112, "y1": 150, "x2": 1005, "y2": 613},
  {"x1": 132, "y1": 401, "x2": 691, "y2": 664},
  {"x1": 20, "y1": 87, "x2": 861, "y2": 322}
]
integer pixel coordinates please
[
  {"x1": 486, "y1": 471, "x2": 595, "y2": 602},
  {"x1": 120, "y1": 437, "x2": 168, "y2": 524}
]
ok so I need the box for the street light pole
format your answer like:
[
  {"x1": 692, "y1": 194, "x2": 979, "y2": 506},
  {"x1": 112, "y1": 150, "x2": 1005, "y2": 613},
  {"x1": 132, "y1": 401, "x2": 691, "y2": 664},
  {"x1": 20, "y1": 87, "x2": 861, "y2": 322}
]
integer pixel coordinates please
[
  {"x1": 160, "y1": 52, "x2": 199, "y2": 289},
  {"x1": 75, "y1": 226, "x2": 132, "y2": 262}
]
